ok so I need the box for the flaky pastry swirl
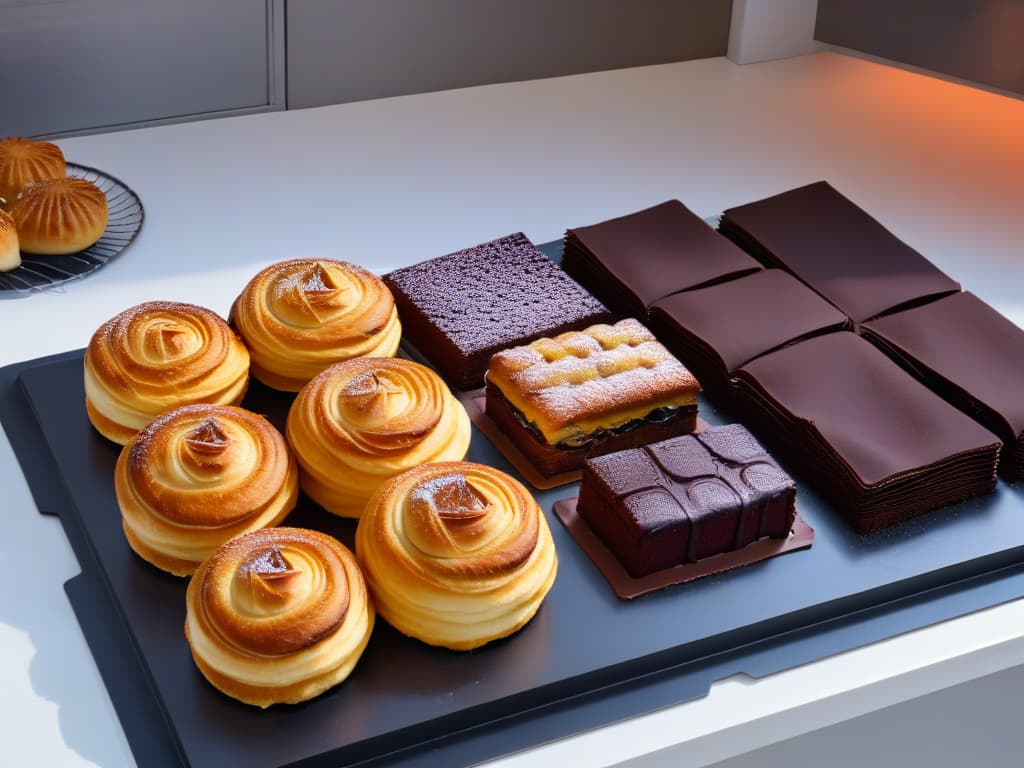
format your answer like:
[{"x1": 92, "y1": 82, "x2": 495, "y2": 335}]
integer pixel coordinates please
[
  {"x1": 286, "y1": 357, "x2": 471, "y2": 518},
  {"x1": 84, "y1": 301, "x2": 251, "y2": 444},
  {"x1": 230, "y1": 258, "x2": 402, "y2": 391},
  {"x1": 185, "y1": 527, "x2": 374, "y2": 707},
  {"x1": 115, "y1": 404, "x2": 298, "y2": 576},
  {"x1": 355, "y1": 462, "x2": 557, "y2": 650},
  {"x1": 0, "y1": 136, "x2": 65, "y2": 210}
]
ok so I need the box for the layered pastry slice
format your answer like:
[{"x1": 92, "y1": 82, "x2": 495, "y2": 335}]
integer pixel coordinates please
[
  {"x1": 485, "y1": 318, "x2": 700, "y2": 477},
  {"x1": 562, "y1": 200, "x2": 762, "y2": 318},
  {"x1": 384, "y1": 232, "x2": 610, "y2": 390},
  {"x1": 577, "y1": 425, "x2": 796, "y2": 577},
  {"x1": 862, "y1": 291, "x2": 1024, "y2": 480},
  {"x1": 732, "y1": 332, "x2": 1001, "y2": 532},
  {"x1": 718, "y1": 181, "x2": 960, "y2": 323},
  {"x1": 648, "y1": 269, "x2": 848, "y2": 396}
]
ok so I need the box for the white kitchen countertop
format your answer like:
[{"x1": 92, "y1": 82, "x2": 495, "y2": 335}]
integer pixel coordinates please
[{"x1": 1, "y1": 51, "x2": 1022, "y2": 767}]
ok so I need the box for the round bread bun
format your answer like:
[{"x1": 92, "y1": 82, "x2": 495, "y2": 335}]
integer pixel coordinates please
[
  {"x1": 0, "y1": 136, "x2": 66, "y2": 211},
  {"x1": 230, "y1": 258, "x2": 401, "y2": 391},
  {"x1": 286, "y1": 357, "x2": 471, "y2": 518},
  {"x1": 12, "y1": 177, "x2": 108, "y2": 255},
  {"x1": 0, "y1": 209, "x2": 19, "y2": 272},
  {"x1": 84, "y1": 301, "x2": 251, "y2": 444},
  {"x1": 356, "y1": 461, "x2": 558, "y2": 650},
  {"x1": 116, "y1": 404, "x2": 298, "y2": 576},
  {"x1": 185, "y1": 527, "x2": 374, "y2": 708}
]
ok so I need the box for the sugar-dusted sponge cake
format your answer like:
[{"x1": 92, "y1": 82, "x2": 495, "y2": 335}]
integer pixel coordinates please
[
  {"x1": 286, "y1": 357, "x2": 471, "y2": 518},
  {"x1": 230, "y1": 258, "x2": 401, "y2": 391},
  {"x1": 384, "y1": 232, "x2": 610, "y2": 389},
  {"x1": 84, "y1": 301, "x2": 251, "y2": 444},
  {"x1": 185, "y1": 527, "x2": 374, "y2": 708},
  {"x1": 12, "y1": 177, "x2": 108, "y2": 254},
  {"x1": 356, "y1": 461, "x2": 557, "y2": 650},
  {"x1": 0, "y1": 136, "x2": 66, "y2": 210},
  {"x1": 577, "y1": 425, "x2": 796, "y2": 577},
  {"x1": 115, "y1": 404, "x2": 298, "y2": 576},
  {"x1": 485, "y1": 318, "x2": 700, "y2": 476}
]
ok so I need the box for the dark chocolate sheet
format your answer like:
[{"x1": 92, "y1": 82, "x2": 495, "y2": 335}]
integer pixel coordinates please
[
  {"x1": 732, "y1": 332, "x2": 1000, "y2": 528},
  {"x1": 862, "y1": 292, "x2": 1024, "y2": 479},
  {"x1": 9, "y1": 342, "x2": 1024, "y2": 768},
  {"x1": 719, "y1": 181, "x2": 960, "y2": 322},
  {"x1": 648, "y1": 269, "x2": 849, "y2": 392},
  {"x1": 562, "y1": 200, "x2": 762, "y2": 317}
]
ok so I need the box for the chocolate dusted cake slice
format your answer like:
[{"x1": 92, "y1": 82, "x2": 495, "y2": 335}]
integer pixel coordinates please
[
  {"x1": 577, "y1": 425, "x2": 796, "y2": 578},
  {"x1": 648, "y1": 269, "x2": 849, "y2": 396},
  {"x1": 731, "y1": 332, "x2": 1001, "y2": 532},
  {"x1": 562, "y1": 200, "x2": 762, "y2": 318},
  {"x1": 485, "y1": 319, "x2": 700, "y2": 477},
  {"x1": 385, "y1": 233, "x2": 611, "y2": 390},
  {"x1": 719, "y1": 182, "x2": 960, "y2": 323},
  {"x1": 862, "y1": 292, "x2": 1024, "y2": 480}
]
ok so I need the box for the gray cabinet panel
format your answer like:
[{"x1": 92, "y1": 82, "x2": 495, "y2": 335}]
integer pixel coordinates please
[
  {"x1": 0, "y1": 0, "x2": 272, "y2": 137},
  {"x1": 287, "y1": 0, "x2": 732, "y2": 109},
  {"x1": 816, "y1": 0, "x2": 1024, "y2": 97}
]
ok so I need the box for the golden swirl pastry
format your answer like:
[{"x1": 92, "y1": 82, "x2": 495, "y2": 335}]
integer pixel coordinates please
[
  {"x1": 286, "y1": 357, "x2": 471, "y2": 518},
  {"x1": 0, "y1": 136, "x2": 66, "y2": 210},
  {"x1": 230, "y1": 258, "x2": 402, "y2": 391},
  {"x1": 0, "y1": 209, "x2": 19, "y2": 272},
  {"x1": 84, "y1": 301, "x2": 251, "y2": 445},
  {"x1": 115, "y1": 404, "x2": 298, "y2": 576},
  {"x1": 356, "y1": 461, "x2": 557, "y2": 650},
  {"x1": 12, "y1": 177, "x2": 108, "y2": 254},
  {"x1": 185, "y1": 527, "x2": 374, "y2": 707}
]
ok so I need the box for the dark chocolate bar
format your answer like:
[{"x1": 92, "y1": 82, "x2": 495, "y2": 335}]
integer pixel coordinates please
[
  {"x1": 731, "y1": 332, "x2": 1001, "y2": 532},
  {"x1": 719, "y1": 182, "x2": 960, "y2": 322},
  {"x1": 648, "y1": 269, "x2": 849, "y2": 395},
  {"x1": 384, "y1": 233, "x2": 610, "y2": 389},
  {"x1": 577, "y1": 425, "x2": 796, "y2": 577},
  {"x1": 562, "y1": 200, "x2": 762, "y2": 317},
  {"x1": 862, "y1": 292, "x2": 1024, "y2": 480}
]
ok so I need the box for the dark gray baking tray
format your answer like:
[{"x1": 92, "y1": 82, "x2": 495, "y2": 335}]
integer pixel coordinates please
[{"x1": 5, "y1": 340, "x2": 1024, "y2": 768}]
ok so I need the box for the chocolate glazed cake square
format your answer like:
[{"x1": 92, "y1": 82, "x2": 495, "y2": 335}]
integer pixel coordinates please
[
  {"x1": 862, "y1": 292, "x2": 1024, "y2": 480},
  {"x1": 385, "y1": 233, "x2": 610, "y2": 390},
  {"x1": 562, "y1": 200, "x2": 762, "y2": 318},
  {"x1": 577, "y1": 425, "x2": 796, "y2": 578},
  {"x1": 719, "y1": 181, "x2": 960, "y2": 323}
]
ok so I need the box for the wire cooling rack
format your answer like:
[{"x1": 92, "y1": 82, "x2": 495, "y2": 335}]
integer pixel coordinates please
[{"x1": 0, "y1": 162, "x2": 144, "y2": 294}]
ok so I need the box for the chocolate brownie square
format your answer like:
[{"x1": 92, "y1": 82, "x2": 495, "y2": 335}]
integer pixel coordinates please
[{"x1": 385, "y1": 233, "x2": 610, "y2": 389}]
